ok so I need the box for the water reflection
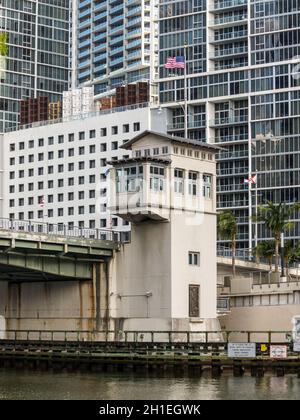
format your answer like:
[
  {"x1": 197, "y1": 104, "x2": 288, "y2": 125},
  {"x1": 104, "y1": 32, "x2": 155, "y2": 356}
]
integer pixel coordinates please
[{"x1": 0, "y1": 370, "x2": 299, "y2": 400}]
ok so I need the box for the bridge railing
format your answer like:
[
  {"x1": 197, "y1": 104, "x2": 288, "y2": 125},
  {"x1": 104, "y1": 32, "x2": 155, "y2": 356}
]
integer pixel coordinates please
[
  {"x1": 0, "y1": 217, "x2": 131, "y2": 244},
  {"x1": 0, "y1": 329, "x2": 293, "y2": 345}
]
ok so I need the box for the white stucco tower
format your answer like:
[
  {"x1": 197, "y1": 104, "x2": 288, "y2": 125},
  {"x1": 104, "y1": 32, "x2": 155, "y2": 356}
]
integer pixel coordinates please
[{"x1": 109, "y1": 131, "x2": 220, "y2": 334}]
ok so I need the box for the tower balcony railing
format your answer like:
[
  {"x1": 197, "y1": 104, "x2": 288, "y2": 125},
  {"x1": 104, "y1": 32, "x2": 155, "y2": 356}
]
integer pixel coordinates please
[
  {"x1": 93, "y1": 43, "x2": 107, "y2": 53},
  {"x1": 213, "y1": 45, "x2": 248, "y2": 58},
  {"x1": 213, "y1": 0, "x2": 248, "y2": 11},
  {"x1": 109, "y1": 24, "x2": 124, "y2": 35},
  {"x1": 216, "y1": 150, "x2": 248, "y2": 159},
  {"x1": 93, "y1": 53, "x2": 107, "y2": 63},
  {"x1": 126, "y1": 6, "x2": 142, "y2": 17},
  {"x1": 213, "y1": 134, "x2": 248, "y2": 143},
  {"x1": 78, "y1": 59, "x2": 91, "y2": 69},
  {"x1": 78, "y1": 49, "x2": 90, "y2": 59},
  {"x1": 110, "y1": 35, "x2": 124, "y2": 45},
  {"x1": 79, "y1": 8, "x2": 91, "y2": 19},
  {"x1": 110, "y1": 14, "x2": 124, "y2": 25},
  {"x1": 94, "y1": 21, "x2": 107, "y2": 32},
  {"x1": 127, "y1": 0, "x2": 140, "y2": 5},
  {"x1": 94, "y1": 2, "x2": 107, "y2": 12},
  {"x1": 217, "y1": 200, "x2": 249, "y2": 208},
  {"x1": 79, "y1": 0, "x2": 91, "y2": 9},
  {"x1": 217, "y1": 167, "x2": 248, "y2": 176},
  {"x1": 211, "y1": 30, "x2": 248, "y2": 42},
  {"x1": 110, "y1": 45, "x2": 124, "y2": 56},
  {"x1": 126, "y1": 38, "x2": 141, "y2": 49},
  {"x1": 126, "y1": 17, "x2": 142, "y2": 28},
  {"x1": 217, "y1": 184, "x2": 248, "y2": 192},
  {"x1": 79, "y1": 39, "x2": 91, "y2": 49},
  {"x1": 126, "y1": 28, "x2": 141, "y2": 38},
  {"x1": 210, "y1": 115, "x2": 248, "y2": 126},
  {"x1": 213, "y1": 13, "x2": 247, "y2": 26},
  {"x1": 94, "y1": 11, "x2": 107, "y2": 22},
  {"x1": 167, "y1": 120, "x2": 206, "y2": 130},
  {"x1": 111, "y1": 4, "x2": 124, "y2": 14}
]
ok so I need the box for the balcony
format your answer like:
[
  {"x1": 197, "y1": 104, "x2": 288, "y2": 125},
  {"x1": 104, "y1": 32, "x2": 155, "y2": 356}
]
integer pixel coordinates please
[
  {"x1": 111, "y1": 4, "x2": 124, "y2": 13},
  {"x1": 93, "y1": 53, "x2": 107, "y2": 63},
  {"x1": 210, "y1": 115, "x2": 248, "y2": 126},
  {"x1": 110, "y1": 45, "x2": 124, "y2": 56},
  {"x1": 212, "y1": 45, "x2": 248, "y2": 59},
  {"x1": 126, "y1": 28, "x2": 141, "y2": 39},
  {"x1": 167, "y1": 120, "x2": 206, "y2": 130},
  {"x1": 216, "y1": 150, "x2": 248, "y2": 160},
  {"x1": 94, "y1": 11, "x2": 107, "y2": 22},
  {"x1": 111, "y1": 14, "x2": 123, "y2": 25},
  {"x1": 127, "y1": 49, "x2": 142, "y2": 60},
  {"x1": 217, "y1": 167, "x2": 248, "y2": 176},
  {"x1": 110, "y1": 35, "x2": 124, "y2": 45},
  {"x1": 212, "y1": 13, "x2": 247, "y2": 27},
  {"x1": 79, "y1": 9, "x2": 91, "y2": 19},
  {"x1": 94, "y1": 2, "x2": 107, "y2": 12},
  {"x1": 217, "y1": 200, "x2": 248, "y2": 209},
  {"x1": 93, "y1": 43, "x2": 106, "y2": 53},
  {"x1": 78, "y1": 49, "x2": 90, "y2": 59},
  {"x1": 211, "y1": 30, "x2": 248, "y2": 43},
  {"x1": 217, "y1": 183, "x2": 248, "y2": 192},
  {"x1": 78, "y1": 59, "x2": 91, "y2": 69},
  {"x1": 79, "y1": 39, "x2": 91, "y2": 49},
  {"x1": 94, "y1": 21, "x2": 107, "y2": 32},
  {"x1": 109, "y1": 24, "x2": 124, "y2": 35},
  {"x1": 79, "y1": 18, "x2": 92, "y2": 29},
  {"x1": 110, "y1": 56, "x2": 124, "y2": 66},
  {"x1": 126, "y1": 17, "x2": 142, "y2": 28},
  {"x1": 126, "y1": 38, "x2": 141, "y2": 49},
  {"x1": 126, "y1": 6, "x2": 142, "y2": 18},
  {"x1": 213, "y1": 134, "x2": 248, "y2": 143},
  {"x1": 213, "y1": 0, "x2": 247, "y2": 12}
]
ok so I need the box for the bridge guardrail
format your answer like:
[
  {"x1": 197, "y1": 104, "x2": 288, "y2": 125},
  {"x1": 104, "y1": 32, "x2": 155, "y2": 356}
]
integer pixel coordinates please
[
  {"x1": 0, "y1": 329, "x2": 294, "y2": 345},
  {"x1": 0, "y1": 217, "x2": 131, "y2": 244}
]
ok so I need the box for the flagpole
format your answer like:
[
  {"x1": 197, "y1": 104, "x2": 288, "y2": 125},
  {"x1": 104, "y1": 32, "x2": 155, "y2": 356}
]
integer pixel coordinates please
[
  {"x1": 255, "y1": 180, "x2": 258, "y2": 249},
  {"x1": 184, "y1": 43, "x2": 188, "y2": 139}
]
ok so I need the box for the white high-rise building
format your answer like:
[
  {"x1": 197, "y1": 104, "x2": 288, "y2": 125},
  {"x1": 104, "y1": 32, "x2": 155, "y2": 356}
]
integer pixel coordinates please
[{"x1": 0, "y1": 105, "x2": 167, "y2": 233}]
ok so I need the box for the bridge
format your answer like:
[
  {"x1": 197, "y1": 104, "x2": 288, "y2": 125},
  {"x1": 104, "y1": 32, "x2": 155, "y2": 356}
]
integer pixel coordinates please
[{"x1": 0, "y1": 218, "x2": 127, "y2": 282}]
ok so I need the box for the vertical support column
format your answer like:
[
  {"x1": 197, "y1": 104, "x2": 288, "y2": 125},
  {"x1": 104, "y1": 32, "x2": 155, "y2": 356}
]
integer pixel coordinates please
[{"x1": 92, "y1": 261, "x2": 110, "y2": 333}]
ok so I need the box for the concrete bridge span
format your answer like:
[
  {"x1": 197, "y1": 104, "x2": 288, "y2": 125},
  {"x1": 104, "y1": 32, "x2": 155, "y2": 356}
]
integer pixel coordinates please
[{"x1": 0, "y1": 223, "x2": 123, "y2": 333}]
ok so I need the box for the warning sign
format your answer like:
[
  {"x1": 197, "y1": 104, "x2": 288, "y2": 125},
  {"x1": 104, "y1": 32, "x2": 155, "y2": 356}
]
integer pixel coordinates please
[
  {"x1": 228, "y1": 343, "x2": 256, "y2": 358},
  {"x1": 270, "y1": 345, "x2": 288, "y2": 359}
]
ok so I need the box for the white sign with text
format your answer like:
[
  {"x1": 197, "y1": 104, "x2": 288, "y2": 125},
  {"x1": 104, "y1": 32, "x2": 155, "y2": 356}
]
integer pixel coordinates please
[{"x1": 228, "y1": 343, "x2": 256, "y2": 358}]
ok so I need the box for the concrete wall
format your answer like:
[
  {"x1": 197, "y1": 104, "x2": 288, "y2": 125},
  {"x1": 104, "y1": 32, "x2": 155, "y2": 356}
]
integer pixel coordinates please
[
  {"x1": 0, "y1": 280, "x2": 96, "y2": 331},
  {"x1": 112, "y1": 222, "x2": 172, "y2": 326},
  {"x1": 220, "y1": 305, "x2": 299, "y2": 337}
]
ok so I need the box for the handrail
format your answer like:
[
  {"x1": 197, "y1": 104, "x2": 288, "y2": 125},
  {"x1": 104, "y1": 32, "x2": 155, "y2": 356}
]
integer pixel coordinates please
[
  {"x1": 0, "y1": 329, "x2": 294, "y2": 344},
  {"x1": 0, "y1": 217, "x2": 131, "y2": 244}
]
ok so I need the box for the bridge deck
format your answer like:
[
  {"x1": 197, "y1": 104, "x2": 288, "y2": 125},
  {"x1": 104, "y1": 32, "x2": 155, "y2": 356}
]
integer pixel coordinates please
[{"x1": 0, "y1": 228, "x2": 119, "y2": 281}]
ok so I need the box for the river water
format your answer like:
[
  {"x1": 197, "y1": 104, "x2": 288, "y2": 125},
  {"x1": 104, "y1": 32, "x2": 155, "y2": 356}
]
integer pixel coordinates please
[{"x1": 0, "y1": 369, "x2": 299, "y2": 400}]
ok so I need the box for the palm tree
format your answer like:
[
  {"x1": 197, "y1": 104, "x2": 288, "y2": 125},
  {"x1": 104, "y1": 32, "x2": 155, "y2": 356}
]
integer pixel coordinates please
[
  {"x1": 252, "y1": 240, "x2": 275, "y2": 271},
  {"x1": 0, "y1": 33, "x2": 8, "y2": 57},
  {"x1": 253, "y1": 201, "x2": 300, "y2": 273},
  {"x1": 284, "y1": 241, "x2": 300, "y2": 275},
  {"x1": 218, "y1": 210, "x2": 238, "y2": 277}
]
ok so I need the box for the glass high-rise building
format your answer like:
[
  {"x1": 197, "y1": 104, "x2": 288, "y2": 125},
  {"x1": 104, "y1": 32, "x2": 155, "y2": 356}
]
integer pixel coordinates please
[
  {"x1": 0, "y1": 0, "x2": 70, "y2": 133},
  {"x1": 73, "y1": 0, "x2": 158, "y2": 96},
  {"x1": 159, "y1": 0, "x2": 300, "y2": 251}
]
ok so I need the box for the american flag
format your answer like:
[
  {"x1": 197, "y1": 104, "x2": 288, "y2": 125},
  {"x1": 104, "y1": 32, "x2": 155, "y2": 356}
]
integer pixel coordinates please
[
  {"x1": 164, "y1": 56, "x2": 185, "y2": 69},
  {"x1": 244, "y1": 174, "x2": 257, "y2": 185}
]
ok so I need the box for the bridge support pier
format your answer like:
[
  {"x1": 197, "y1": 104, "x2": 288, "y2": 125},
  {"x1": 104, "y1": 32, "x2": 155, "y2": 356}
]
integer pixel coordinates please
[{"x1": 93, "y1": 261, "x2": 110, "y2": 333}]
